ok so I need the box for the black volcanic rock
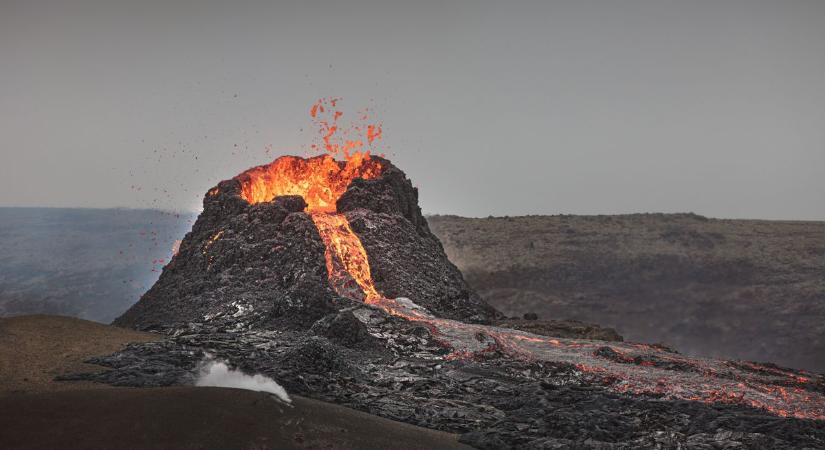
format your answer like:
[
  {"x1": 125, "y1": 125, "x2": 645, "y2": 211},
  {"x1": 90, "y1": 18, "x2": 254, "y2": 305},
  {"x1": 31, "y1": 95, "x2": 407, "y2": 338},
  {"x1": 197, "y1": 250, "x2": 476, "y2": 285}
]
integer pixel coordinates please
[
  {"x1": 69, "y1": 313, "x2": 825, "y2": 450},
  {"x1": 311, "y1": 310, "x2": 377, "y2": 348},
  {"x1": 345, "y1": 210, "x2": 500, "y2": 324},
  {"x1": 114, "y1": 180, "x2": 336, "y2": 330},
  {"x1": 336, "y1": 157, "x2": 430, "y2": 236},
  {"x1": 115, "y1": 156, "x2": 499, "y2": 329}
]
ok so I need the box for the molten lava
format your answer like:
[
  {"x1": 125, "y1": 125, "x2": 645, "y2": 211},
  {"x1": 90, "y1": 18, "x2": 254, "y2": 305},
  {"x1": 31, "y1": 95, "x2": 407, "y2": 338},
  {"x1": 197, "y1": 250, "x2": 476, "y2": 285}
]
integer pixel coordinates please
[
  {"x1": 310, "y1": 213, "x2": 381, "y2": 304},
  {"x1": 236, "y1": 153, "x2": 383, "y2": 212},
  {"x1": 233, "y1": 99, "x2": 387, "y2": 301},
  {"x1": 232, "y1": 152, "x2": 825, "y2": 421},
  {"x1": 235, "y1": 151, "x2": 385, "y2": 303}
]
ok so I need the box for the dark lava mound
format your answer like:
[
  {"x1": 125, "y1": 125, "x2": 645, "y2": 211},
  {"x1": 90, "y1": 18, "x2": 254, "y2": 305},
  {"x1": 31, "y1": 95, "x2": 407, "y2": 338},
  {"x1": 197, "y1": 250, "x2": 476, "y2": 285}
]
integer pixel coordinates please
[
  {"x1": 95, "y1": 155, "x2": 825, "y2": 449},
  {"x1": 115, "y1": 154, "x2": 498, "y2": 330}
]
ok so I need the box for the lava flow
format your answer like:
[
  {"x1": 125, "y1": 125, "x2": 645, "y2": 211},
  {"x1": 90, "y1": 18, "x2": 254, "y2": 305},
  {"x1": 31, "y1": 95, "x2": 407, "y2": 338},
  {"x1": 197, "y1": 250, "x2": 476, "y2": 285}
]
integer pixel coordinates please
[
  {"x1": 236, "y1": 152, "x2": 825, "y2": 422},
  {"x1": 310, "y1": 212, "x2": 381, "y2": 304},
  {"x1": 372, "y1": 297, "x2": 825, "y2": 421}
]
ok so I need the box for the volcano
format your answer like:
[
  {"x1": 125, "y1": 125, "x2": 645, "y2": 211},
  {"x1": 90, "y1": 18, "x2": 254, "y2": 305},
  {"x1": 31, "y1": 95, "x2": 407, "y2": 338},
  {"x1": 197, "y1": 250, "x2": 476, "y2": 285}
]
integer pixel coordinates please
[
  {"x1": 100, "y1": 154, "x2": 825, "y2": 449},
  {"x1": 115, "y1": 153, "x2": 498, "y2": 330}
]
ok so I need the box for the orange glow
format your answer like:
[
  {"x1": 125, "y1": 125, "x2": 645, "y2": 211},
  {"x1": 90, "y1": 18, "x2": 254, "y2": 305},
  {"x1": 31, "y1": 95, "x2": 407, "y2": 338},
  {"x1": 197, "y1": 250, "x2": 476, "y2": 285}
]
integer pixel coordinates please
[
  {"x1": 233, "y1": 153, "x2": 384, "y2": 302},
  {"x1": 309, "y1": 97, "x2": 383, "y2": 157},
  {"x1": 366, "y1": 124, "x2": 382, "y2": 144},
  {"x1": 226, "y1": 126, "x2": 825, "y2": 421},
  {"x1": 311, "y1": 213, "x2": 381, "y2": 304},
  {"x1": 235, "y1": 153, "x2": 383, "y2": 212}
]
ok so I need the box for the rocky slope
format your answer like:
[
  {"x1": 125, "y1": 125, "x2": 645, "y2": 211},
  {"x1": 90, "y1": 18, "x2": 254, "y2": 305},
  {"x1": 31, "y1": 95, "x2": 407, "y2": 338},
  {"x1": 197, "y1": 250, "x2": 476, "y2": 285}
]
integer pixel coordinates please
[{"x1": 429, "y1": 213, "x2": 825, "y2": 373}]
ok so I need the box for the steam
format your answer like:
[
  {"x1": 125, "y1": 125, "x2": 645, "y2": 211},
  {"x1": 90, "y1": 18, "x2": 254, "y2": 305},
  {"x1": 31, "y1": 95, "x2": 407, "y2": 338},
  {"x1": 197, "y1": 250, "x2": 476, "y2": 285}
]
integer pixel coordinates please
[{"x1": 195, "y1": 358, "x2": 291, "y2": 404}]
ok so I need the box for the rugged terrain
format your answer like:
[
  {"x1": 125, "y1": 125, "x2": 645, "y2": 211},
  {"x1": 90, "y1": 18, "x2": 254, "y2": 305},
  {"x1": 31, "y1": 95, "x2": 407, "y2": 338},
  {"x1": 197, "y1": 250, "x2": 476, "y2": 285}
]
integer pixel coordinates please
[
  {"x1": 2, "y1": 158, "x2": 824, "y2": 448},
  {"x1": 61, "y1": 155, "x2": 825, "y2": 449},
  {"x1": 429, "y1": 213, "x2": 825, "y2": 373},
  {"x1": 3, "y1": 209, "x2": 823, "y2": 374},
  {"x1": 0, "y1": 315, "x2": 470, "y2": 450},
  {"x1": 114, "y1": 155, "x2": 498, "y2": 330}
]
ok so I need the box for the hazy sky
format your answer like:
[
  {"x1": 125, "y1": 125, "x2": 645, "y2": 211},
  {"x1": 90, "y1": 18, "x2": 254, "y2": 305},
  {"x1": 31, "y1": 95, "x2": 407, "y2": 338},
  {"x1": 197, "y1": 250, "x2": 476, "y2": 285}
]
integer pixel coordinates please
[{"x1": 2, "y1": 0, "x2": 824, "y2": 219}]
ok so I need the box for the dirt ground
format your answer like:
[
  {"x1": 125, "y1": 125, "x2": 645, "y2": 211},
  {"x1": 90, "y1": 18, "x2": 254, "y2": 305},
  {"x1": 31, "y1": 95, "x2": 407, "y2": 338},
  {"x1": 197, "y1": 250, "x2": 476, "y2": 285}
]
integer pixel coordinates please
[
  {"x1": 0, "y1": 314, "x2": 160, "y2": 393},
  {"x1": 0, "y1": 315, "x2": 470, "y2": 450}
]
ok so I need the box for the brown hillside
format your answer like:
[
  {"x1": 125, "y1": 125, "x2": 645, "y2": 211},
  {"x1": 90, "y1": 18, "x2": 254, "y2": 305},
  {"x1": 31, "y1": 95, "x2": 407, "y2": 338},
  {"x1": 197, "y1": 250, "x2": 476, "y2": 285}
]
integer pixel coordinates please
[{"x1": 429, "y1": 213, "x2": 825, "y2": 372}]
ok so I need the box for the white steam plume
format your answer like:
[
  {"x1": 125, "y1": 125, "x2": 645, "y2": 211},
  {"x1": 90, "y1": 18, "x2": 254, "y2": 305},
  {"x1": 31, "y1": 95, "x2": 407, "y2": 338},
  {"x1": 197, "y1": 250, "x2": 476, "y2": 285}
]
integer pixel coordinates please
[{"x1": 195, "y1": 359, "x2": 291, "y2": 404}]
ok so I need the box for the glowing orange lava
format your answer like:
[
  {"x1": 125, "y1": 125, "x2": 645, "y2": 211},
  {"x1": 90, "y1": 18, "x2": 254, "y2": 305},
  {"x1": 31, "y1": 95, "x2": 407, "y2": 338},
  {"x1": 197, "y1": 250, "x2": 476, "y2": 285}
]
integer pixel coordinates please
[
  {"x1": 308, "y1": 97, "x2": 384, "y2": 159},
  {"x1": 236, "y1": 98, "x2": 388, "y2": 305},
  {"x1": 235, "y1": 153, "x2": 382, "y2": 212},
  {"x1": 235, "y1": 153, "x2": 385, "y2": 301},
  {"x1": 310, "y1": 213, "x2": 381, "y2": 304}
]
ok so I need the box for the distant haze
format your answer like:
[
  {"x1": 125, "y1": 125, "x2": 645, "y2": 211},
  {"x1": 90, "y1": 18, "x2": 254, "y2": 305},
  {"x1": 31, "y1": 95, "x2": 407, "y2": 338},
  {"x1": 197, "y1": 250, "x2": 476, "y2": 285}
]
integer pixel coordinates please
[{"x1": 2, "y1": 0, "x2": 824, "y2": 220}]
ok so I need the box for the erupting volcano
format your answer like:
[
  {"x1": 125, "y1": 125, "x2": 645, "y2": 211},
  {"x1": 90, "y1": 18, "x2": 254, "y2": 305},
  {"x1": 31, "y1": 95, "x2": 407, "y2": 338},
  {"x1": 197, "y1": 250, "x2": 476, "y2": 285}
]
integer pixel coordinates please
[
  {"x1": 230, "y1": 150, "x2": 825, "y2": 423},
  {"x1": 108, "y1": 100, "x2": 825, "y2": 448},
  {"x1": 118, "y1": 150, "x2": 825, "y2": 422},
  {"x1": 234, "y1": 153, "x2": 385, "y2": 304}
]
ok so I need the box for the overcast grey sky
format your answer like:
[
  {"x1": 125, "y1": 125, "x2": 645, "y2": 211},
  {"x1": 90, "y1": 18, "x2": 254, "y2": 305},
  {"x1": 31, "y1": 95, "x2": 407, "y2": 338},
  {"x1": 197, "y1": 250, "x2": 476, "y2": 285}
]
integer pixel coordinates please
[{"x1": 2, "y1": 0, "x2": 824, "y2": 219}]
